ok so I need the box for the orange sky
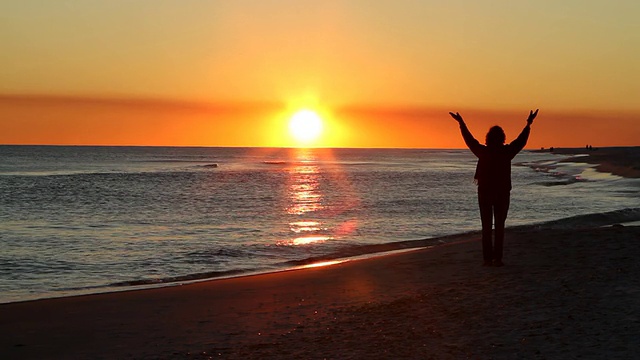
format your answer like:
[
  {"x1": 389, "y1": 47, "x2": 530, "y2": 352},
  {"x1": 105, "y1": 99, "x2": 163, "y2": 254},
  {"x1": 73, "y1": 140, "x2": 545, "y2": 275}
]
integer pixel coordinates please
[
  {"x1": 1, "y1": 1, "x2": 639, "y2": 148},
  {"x1": 1, "y1": 95, "x2": 638, "y2": 148}
]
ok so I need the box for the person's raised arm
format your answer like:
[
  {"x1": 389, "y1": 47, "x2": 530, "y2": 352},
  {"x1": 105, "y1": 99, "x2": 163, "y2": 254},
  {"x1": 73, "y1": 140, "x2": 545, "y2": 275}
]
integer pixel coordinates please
[
  {"x1": 527, "y1": 109, "x2": 538, "y2": 127},
  {"x1": 450, "y1": 112, "x2": 482, "y2": 155},
  {"x1": 509, "y1": 109, "x2": 538, "y2": 155}
]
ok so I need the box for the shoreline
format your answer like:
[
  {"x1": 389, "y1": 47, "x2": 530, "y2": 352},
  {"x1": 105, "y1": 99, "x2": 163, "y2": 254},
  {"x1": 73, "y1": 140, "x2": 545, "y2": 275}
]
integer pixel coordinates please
[
  {"x1": 2, "y1": 223, "x2": 639, "y2": 359},
  {"x1": 534, "y1": 146, "x2": 640, "y2": 178},
  {"x1": 3, "y1": 207, "x2": 639, "y2": 306},
  {"x1": 0, "y1": 245, "x2": 441, "y2": 306},
  {"x1": 3, "y1": 145, "x2": 638, "y2": 306},
  {"x1": 2, "y1": 147, "x2": 639, "y2": 359},
  {"x1": 0, "y1": 229, "x2": 477, "y2": 306}
]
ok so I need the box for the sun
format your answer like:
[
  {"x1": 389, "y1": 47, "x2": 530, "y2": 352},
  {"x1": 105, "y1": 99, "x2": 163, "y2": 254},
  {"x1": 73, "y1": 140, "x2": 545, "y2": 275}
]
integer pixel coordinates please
[{"x1": 288, "y1": 109, "x2": 324, "y2": 144}]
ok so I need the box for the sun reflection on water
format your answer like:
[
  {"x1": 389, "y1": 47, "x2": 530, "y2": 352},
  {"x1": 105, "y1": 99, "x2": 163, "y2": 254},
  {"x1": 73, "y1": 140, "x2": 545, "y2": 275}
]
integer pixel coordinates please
[
  {"x1": 286, "y1": 163, "x2": 323, "y2": 215},
  {"x1": 292, "y1": 236, "x2": 331, "y2": 245},
  {"x1": 285, "y1": 149, "x2": 333, "y2": 245},
  {"x1": 299, "y1": 259, "x2": 346, "y2": 269},
  {"x1": 289, "y1": 220, "x2": 321, "y2": 233}
]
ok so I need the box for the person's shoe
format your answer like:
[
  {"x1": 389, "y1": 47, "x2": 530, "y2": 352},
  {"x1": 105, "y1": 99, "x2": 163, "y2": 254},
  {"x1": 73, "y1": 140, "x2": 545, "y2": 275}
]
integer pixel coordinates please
[
  {"x1": 483, "y1": 260, "x2": 493, "y2": 266},
  {"x1": 493, "y1": 260, "x2": 504, "y2": 267}
]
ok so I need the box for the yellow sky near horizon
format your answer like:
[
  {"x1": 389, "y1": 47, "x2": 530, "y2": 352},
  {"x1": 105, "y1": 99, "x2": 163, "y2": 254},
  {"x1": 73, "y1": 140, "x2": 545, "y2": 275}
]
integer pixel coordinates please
[{"x1": 1, "y1": 1, "x2": 639, "y2": 147}]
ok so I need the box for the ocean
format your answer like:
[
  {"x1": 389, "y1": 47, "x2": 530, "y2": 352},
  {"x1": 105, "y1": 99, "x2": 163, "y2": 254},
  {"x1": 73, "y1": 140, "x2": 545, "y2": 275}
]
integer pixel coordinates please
[{"x1": 1, "y1": 145, "x2": 639, "y2": 303}]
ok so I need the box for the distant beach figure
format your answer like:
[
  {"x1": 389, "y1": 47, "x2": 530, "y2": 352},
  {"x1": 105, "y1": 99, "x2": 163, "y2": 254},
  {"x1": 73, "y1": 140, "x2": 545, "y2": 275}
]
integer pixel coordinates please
[{"x1": 449, "y1": 109, "x2": 538, "y2": 266}]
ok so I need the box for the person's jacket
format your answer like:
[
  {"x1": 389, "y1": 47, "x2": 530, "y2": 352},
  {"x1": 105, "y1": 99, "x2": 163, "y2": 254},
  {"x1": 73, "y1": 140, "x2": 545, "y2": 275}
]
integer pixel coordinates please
[{"x1": 459, "y1": 123, "x2": 530, "y2": 192}]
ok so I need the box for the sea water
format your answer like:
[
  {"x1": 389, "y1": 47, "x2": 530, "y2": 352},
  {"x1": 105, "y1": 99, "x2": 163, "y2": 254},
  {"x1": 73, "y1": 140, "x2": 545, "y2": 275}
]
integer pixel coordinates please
[{"x1": 1, "y1": 146, "x2": 639, "y2": 303}]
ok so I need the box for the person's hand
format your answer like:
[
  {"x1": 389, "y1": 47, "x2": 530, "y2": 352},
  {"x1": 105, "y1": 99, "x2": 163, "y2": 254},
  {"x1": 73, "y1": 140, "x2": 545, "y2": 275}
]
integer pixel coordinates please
[
  {"x1": 527, "y1": 109, "x2": 539, "y2": 126},
  {"x1": 449, "y1": 112, "x2": 464, "y2": 124}
]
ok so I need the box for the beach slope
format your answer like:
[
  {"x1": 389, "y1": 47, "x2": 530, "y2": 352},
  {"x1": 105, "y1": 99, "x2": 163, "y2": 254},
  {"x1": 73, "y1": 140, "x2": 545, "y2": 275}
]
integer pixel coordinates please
[
  {"x1": 2, "y1": 221, "x2": 640, "y2": 359},
  {"x1": 548, "y1": 146, "x2": 640, "y2": 178}
]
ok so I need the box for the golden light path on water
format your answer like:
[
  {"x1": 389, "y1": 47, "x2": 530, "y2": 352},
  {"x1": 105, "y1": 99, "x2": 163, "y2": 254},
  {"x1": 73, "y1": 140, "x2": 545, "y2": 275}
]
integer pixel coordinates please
[
  {"x1": 299, "y1": 260, "x2": 346, "y2": 269},
  {"x1": 285, "y1": 148, "x2": 332, "y2": 246},
  {"x1": 280, "y1": 147, "x2": 362, "y2": 252}
]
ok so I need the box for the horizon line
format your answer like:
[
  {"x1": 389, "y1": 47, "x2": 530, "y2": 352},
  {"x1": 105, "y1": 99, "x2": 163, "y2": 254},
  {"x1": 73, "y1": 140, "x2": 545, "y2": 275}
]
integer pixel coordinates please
[{"x1": 1, "y1": 143, "x2": 635, "y2": 151}]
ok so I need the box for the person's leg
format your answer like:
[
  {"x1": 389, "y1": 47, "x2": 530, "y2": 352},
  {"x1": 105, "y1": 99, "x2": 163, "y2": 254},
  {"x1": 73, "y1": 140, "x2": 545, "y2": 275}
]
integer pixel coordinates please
[
  {"x1": 478, "y1": 190, "x2": 493, "y2": 264},
  {"x1": 492, "y1": 191, "x2": 510, "y2": 264}
]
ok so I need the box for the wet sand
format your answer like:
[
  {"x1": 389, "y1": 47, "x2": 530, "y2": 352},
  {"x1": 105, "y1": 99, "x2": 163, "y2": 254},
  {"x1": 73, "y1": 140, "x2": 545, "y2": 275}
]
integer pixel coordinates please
[
  {"x1": 2, "y1": 224, "x2": 640, "y2": 359},
  {"x1": 543, "y1": 146, "x2": 640, "y2": 178}
]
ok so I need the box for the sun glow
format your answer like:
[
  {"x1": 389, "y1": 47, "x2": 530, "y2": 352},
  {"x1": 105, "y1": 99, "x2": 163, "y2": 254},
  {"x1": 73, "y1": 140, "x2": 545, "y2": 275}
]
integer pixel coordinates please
[{"x1": 289, "y1": 109, "x2": 324, "y2": 144}]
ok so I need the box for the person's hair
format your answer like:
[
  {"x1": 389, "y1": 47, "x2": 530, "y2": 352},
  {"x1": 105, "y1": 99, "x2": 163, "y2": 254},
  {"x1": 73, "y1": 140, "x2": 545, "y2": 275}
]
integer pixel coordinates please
[{"x1": 486, "y1": 126, "x2": 506, "y2": 147}]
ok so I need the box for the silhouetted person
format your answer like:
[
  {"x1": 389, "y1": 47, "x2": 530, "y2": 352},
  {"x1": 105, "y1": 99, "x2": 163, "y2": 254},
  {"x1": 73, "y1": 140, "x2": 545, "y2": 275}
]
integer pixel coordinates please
[{"x1": 450, "y1": 109, "x2": 538, "y2": 266}]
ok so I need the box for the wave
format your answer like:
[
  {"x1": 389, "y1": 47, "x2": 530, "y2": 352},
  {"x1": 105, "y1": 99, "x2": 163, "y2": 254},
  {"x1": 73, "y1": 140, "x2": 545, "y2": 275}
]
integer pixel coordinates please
[
  {"x1": 262, "y1": 160, "x2": 378, "y2": 167},
  {"x1": 2, "y1": 158, "x2": 386, "y2": 178},
  {"x1": 0, "y1": 171, "x2": 133, "y2": 178},
  {"x1": 97, "y1": 208, "x2": 640, "y2": 290},
  {"x1": 511, "y1": 207, "x2": 640, "y2": 231},
  {"x1": 138, "y1": 159, "x2": 221, "y2": 163},
  {"x1": 107, "y1": 268, "x2": 253, "y2": 287},
  {"x1": 0, "y1": 166, "x2": 218, "y2": 178},
  {"x1": 521, "y1": 158, "x2": 597, "y2": 186},
  {"x1": 534, "y1": 178, "x2": 589, "y2": 186}
]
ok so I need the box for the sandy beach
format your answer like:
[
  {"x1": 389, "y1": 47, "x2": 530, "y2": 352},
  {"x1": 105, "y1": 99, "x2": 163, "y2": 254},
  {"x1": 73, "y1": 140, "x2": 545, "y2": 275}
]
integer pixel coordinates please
[
  {"x1": 2, "y1": 148, "x2": 640, "y2": 360},
  {"x1": 2, "y1": 222, "x2": 640, "y2": 359},
  {"x1": 546, "y1": 146, "x2": 640, "y2": 178}
]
